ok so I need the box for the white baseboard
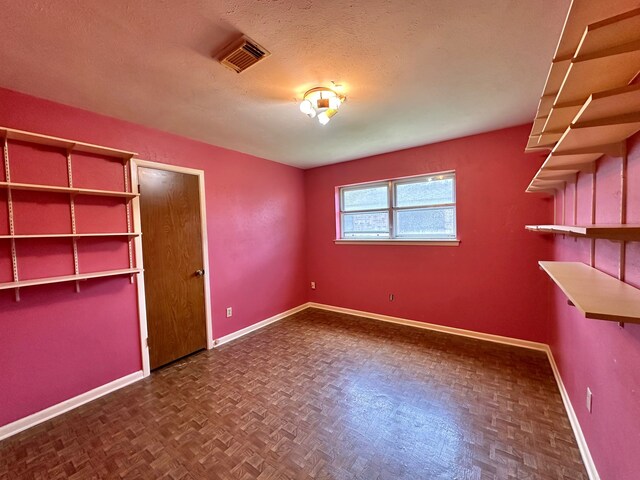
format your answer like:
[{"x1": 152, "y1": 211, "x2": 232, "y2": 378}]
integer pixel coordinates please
[
  {"x1": 214, "y1": 302, "x2": 310, "y2": 347},
  {"x1": 544, "y1": 346, "x2": 600, "y2": 480},
  {"x1": 0, "y1": 370, "x2": 144, "y2": 442},
  {"x1": 0, "y1": 302, "x2": 600, "y2": 480},
  {"x1": 307, "y1": 302, "x2": 599, "y2": 480},
  {"x1": 307, "y1": 302, "x2": 548, "y2": 351}
]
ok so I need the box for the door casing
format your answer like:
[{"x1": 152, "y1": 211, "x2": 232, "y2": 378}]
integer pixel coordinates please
[{"x1": 131, "y1": 159, "x2": 213, "y2": 377}]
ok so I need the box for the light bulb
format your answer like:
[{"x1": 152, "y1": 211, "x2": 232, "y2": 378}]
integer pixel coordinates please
[
  {"x1": 317, "y1": 112, "x2": 330, "y2": 125},
  {"x1": 307, "y1": 109, "x2": 317, "y2": 119},
  {"x1": 317, "y1": 108, "x2": 338, "y2": 125},
  {"x1": 299, "y1": 99, "x2": 313, "y2": 115},
  {"x1": 329, "y1": 96, "x2": 341, "y2": 110}
]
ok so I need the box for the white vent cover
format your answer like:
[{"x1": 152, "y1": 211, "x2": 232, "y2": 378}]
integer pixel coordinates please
[{"x1": 218, "y1": 36, "x2": 271, "y2": 73}]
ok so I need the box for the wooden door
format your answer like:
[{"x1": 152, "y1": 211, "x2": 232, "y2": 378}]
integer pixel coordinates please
[{"x1": 138, "y1": 167, "x2": 207, "y2": 370}]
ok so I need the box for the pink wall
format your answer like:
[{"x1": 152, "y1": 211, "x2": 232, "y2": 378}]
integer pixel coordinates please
[
  {"x1": 4, "y1": 84, "x2": 636, "y2": 479},
  {"x1": 549, "y1": 133, "x2": 640, "y2": 480},
  {"x1": 304, "y1": 124, "x2": 553, "y2": 342},
  {"x1": 0, "y1": 87, "x2": 307, "y2": 427}
]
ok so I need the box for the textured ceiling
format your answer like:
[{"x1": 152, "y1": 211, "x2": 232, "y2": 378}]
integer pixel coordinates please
[{"x1": 0, "y1": 0, "x2": 570, "y2": 168}]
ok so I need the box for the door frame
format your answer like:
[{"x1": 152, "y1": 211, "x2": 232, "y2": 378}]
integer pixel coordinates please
[{"x1": 131, "y1": 159, "x2": 214, "y2": 377}]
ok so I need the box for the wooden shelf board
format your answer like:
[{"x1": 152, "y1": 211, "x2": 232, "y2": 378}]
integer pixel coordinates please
[
  {"x1": 0, "y1": 233, "x2": 140, "y2": 239},
  {"x1": 1, "y1": 126, "x2": 136, "y2": 160},
  {"x1": 539, "y1": 261, "x2": 640, "y2": 323},
  {"x1": 576, "y1": 83, "x2": 640, "y2": 124},
  {"x1": 576, "y1": 7, "x2": 640, "y2": 57},
  {"x1": 540, "y1": 60, "x2": 572, "y2": 113},
  {"x1": 527, "y1": 224, "x2": 640, "y2": 240},
  {"x1": 544, "y1": 151, "x2": 602, "y2": 169},
  {"x1": 0, "y1": 268, "x2": 142, "y2": 291},
  {"x1": 537, "y1": 131, "x2": 564, "y2": 146},
  {"x1": 554, "y1": 119, "x2": 640, "y2": 153},
  {"x1": 554, "y1": 40, "x2": 640, "y2": 106},
  {"x1": 536, "y1": 2, "x2": 640, "y2": 117},
  {"x1": 551, "y1": 1, "x2": 640, "y2": 62},
  {"x1": 531, "y1": 116, "x2": 549, "y2": 136},
  {"x1": 541, "y1": 103, "x2": 583, "y2": 135},
  {"x1": 525, "y1": 135, "x2": 555, "y2": 153},
  {"x1": 0, "y1": 181, "x2": 138, "y2": 199}
]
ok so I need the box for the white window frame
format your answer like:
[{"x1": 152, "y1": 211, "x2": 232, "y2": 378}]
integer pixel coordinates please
[{"x1": 336, "y1": 171, "x2": 459, "y2": 245}]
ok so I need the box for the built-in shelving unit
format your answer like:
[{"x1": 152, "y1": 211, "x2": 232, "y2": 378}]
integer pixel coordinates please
[
  {"x1": 1, "y1": 126, "x2": 140, "y2": 300},
  {"x1": 526, "y1": 224, "x2": 640, "y2": 241},
  {"x1": 539, "y1": 261, "x2": 640, "y2": 324},
  {"x1": 525, "y1": 3, "x2": 640, "y2": 327}
]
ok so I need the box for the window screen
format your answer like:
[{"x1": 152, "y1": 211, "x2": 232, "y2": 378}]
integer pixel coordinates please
[{"x1": 339, "y1": 172, "x2": 456, "y2": 240}]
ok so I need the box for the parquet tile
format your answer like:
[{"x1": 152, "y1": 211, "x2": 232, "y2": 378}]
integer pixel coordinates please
[{"x1": 0, "y1": 309, "x2": 587, "y2": 479}]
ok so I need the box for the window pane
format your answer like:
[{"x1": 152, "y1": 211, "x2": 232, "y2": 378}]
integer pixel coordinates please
[
  {"x1": 395, "y1": 207, "x2": 456, "y2": 238},
  {"x1": 395, "y1": 175, "x2": 455, "y2": 207},
  {"x1": 342, "y1": 184, "x2": 388, "y2": 211},
  {"x1": 342, "y1": 211, "x2": 390, "y2": 238}
]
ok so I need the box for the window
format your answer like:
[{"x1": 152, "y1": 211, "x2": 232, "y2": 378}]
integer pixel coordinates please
[{"x1": 338, "y1": 172, "x2": 456, "y2": 241}]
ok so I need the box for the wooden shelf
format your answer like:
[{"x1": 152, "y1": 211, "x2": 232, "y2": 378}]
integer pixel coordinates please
[
  {"x1": 554, "y1": 115, "x2": 640, "y2": 153},
  {"x1": 539, "y1": 261, "x2": 640, "y2": 323},
  {"x1": 1, "y1": 126, "x2": 136, "y2": 160},
  {"x1": 0, "y1": 181, "x2": 138, "y2": 199},
  {"x1": 526, "y1": 3, "x2": 640, "y2": 152},
  {"x1": 526, "y1": 224, "x2": 640, "y2": 241},
  {"x1": 0, "y1": 268, "x2": 142, "y2": 291},
  {"x1": 0, "y1": 233, "x2": 140, "y2": 240}
]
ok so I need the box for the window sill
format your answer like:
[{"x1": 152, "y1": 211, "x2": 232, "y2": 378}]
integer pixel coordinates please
[{"x1": 334, "y1": 239, "x2": 460, "y2": 246}]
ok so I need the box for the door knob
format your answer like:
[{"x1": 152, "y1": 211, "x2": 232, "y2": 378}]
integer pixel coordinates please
[{"x1": 195, "y1": 269, "x2": 205, "y2": 277}]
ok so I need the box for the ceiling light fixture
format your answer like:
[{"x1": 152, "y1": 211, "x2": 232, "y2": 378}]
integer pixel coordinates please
[{"x1": 299, "y1": 87, "x2": 346, "y2": 125}]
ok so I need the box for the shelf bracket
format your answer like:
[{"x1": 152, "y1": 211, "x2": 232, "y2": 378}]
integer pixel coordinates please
[{"x1": 14, "y1": 287, "x2": 20, "y2": 302}]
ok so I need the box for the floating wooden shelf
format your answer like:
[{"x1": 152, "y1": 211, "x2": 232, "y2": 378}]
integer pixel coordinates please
[
  {"x1": 526, "y1": 224, "x2": 640, "y2": 241},
  {"x1": 0, "y1": 126, "x2": 136, "y2": 160},
  {"x1": 539, "y1": 261, "x2": 640, "y2": 323},
  {"x1": 0, "y1": 268, "x2": 142, "y2": 291},
  {"x1": 0, "y1": 181, "x2": 138, "y2": 199},
  {"x1": 526, "y1": 3, "x2": 640, "y2": 151},
  {"x1": 0, "y1": 233, "x2": 140, "y2": 240}
]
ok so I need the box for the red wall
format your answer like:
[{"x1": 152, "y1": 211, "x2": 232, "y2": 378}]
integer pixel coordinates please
[
  {"x1": 0, "y1": 87, "x2": 307, "y2": 427},
  {"x1": 304, "y1": 124, "x2": 553, "y2": 342},
  {"x1": 549, "y1": 133, "x2": 640, "y2": 480}
]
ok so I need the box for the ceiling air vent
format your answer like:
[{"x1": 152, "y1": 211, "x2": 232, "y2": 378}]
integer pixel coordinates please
[{"x1": 218, "y1": 36, "x2": 270, "y2": 73}]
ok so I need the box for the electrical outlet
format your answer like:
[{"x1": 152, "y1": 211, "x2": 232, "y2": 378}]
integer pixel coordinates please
[
  {"x1": 226, "y1": 307, "x2": 232, "y2": 318},
  {"x1": 311, "y1": 281, "x2": 316, "y2": 290},
  {"x1": 586, "y1": 387, "x2": 593, "y2": 413},
  {"x1": 389, "y1": 293, "x2": 394, "y2": 301}
]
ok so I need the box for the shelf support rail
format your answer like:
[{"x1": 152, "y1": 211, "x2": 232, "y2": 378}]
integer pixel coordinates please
[
  {"x1": 619, "y1": 149, "x2": 628, "y2": 327},
  {"x1": 124, "y1": 159, "x2": 134, "y2": 284},
  {"x1": 3, "y1": 137, "x2": 19, "y2": 301},
  {"x1": 66, "y1": 150, "x2": 81, "y2": 293},
  {"x1": 589, "y1": 168, "x2": 596, "y2": 267}
]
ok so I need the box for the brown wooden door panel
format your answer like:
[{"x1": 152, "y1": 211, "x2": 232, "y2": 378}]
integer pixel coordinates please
[{"x1": 138, "y1": 167, "x2": 207, "y2": 370}]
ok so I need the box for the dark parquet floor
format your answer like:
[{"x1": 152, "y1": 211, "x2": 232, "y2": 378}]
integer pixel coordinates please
[{"x1": 0, "y1": 308, "x2": 587, "y2": 479}]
